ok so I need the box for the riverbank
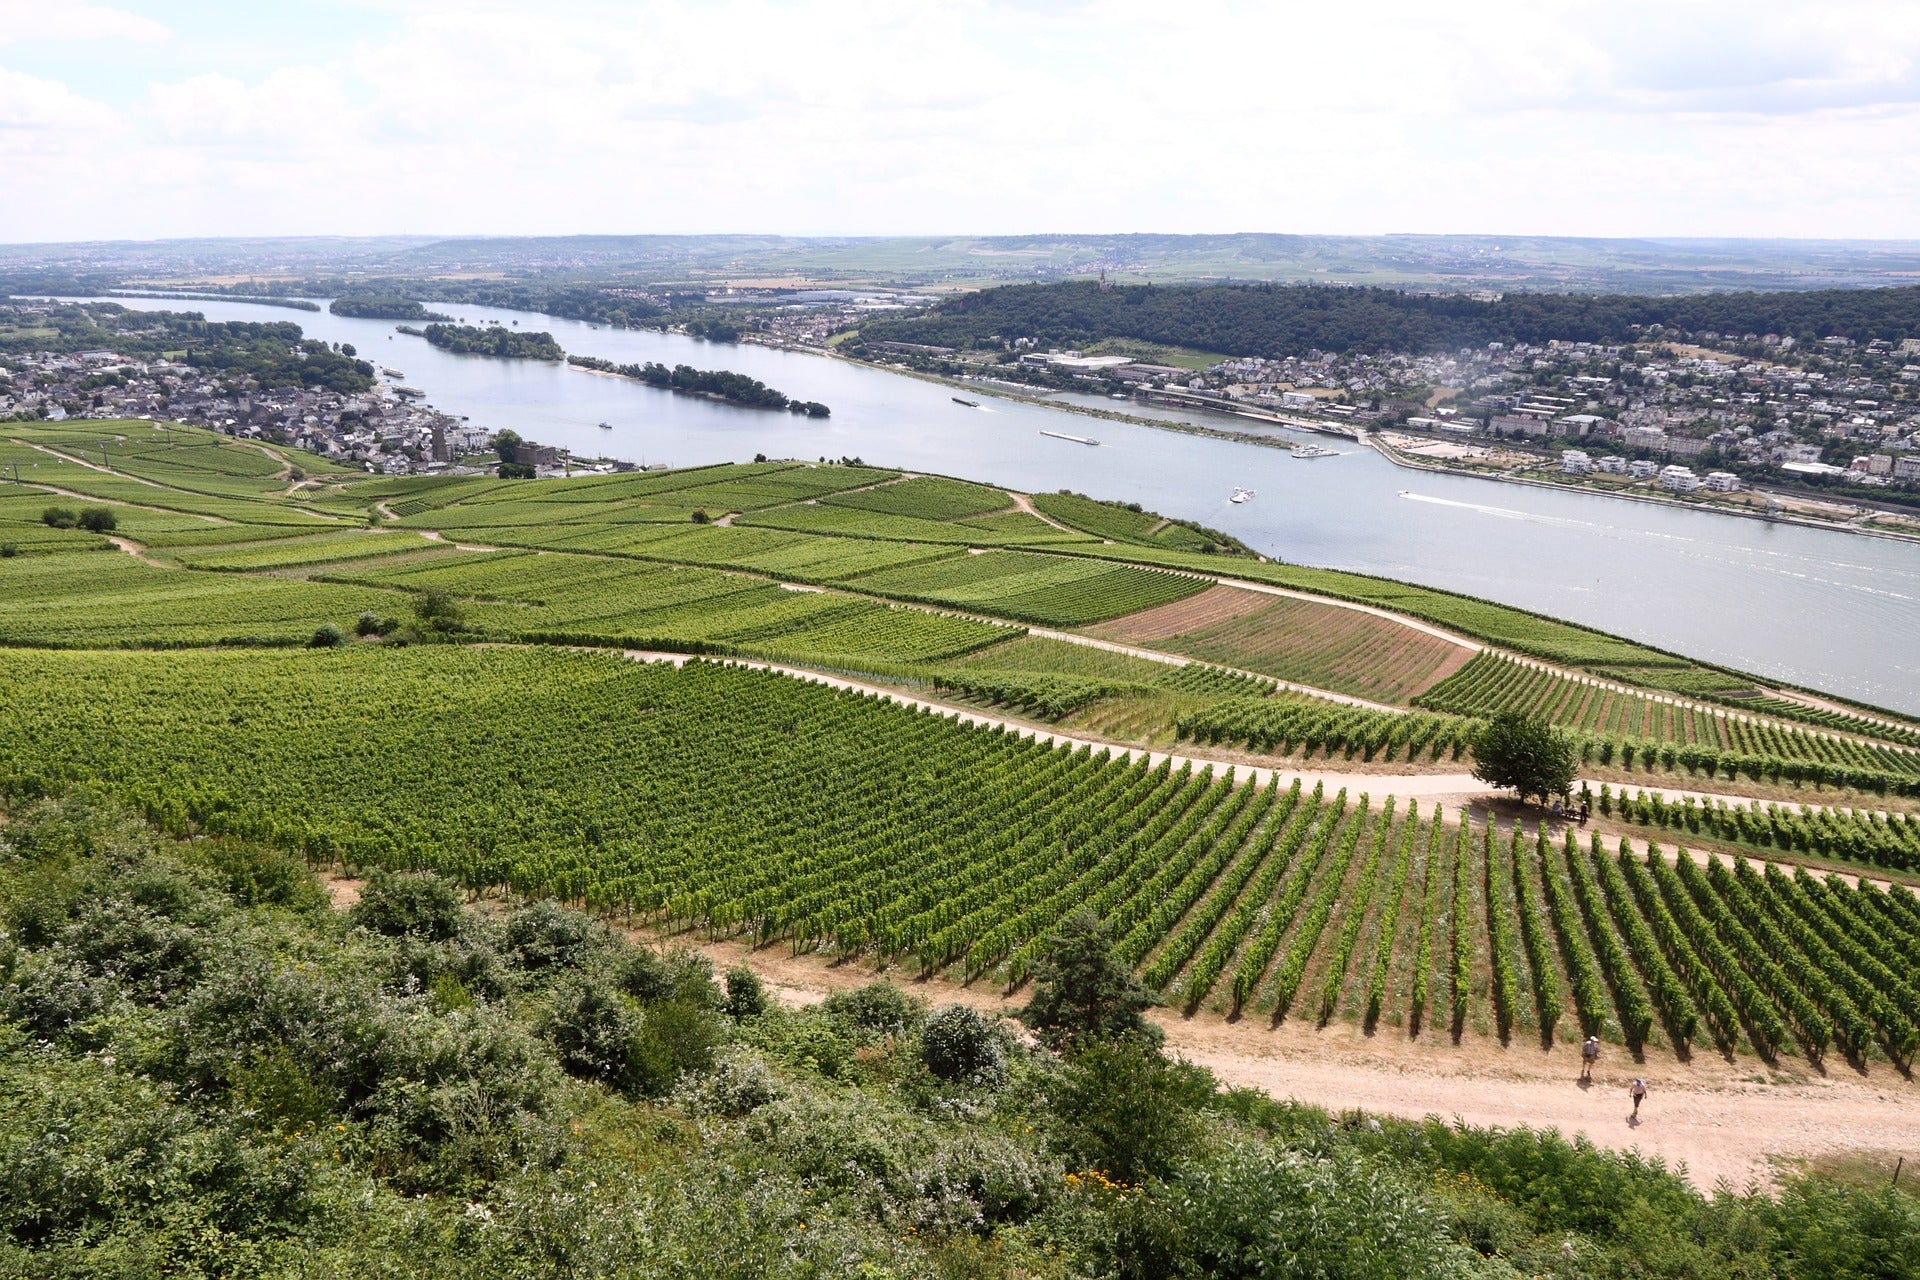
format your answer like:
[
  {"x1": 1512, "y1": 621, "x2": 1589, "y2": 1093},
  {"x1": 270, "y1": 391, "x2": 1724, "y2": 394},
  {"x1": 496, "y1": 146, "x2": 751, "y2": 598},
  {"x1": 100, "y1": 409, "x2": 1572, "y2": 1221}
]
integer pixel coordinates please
[{"x1": 1364, "y1": 431, "x2": 1920, "y2": 548}]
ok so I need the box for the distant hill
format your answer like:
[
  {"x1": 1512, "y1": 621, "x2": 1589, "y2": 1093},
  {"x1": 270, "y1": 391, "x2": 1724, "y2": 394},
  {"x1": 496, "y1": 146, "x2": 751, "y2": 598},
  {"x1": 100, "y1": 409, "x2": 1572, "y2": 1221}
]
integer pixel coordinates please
[{"x1": 856, "y1": 279, "x2": 1920, "y2": 358}]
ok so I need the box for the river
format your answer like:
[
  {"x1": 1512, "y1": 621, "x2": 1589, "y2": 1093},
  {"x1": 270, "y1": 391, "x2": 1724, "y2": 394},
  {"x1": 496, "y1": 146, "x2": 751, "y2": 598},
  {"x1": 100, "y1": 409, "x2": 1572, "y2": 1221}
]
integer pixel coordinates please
[{"x1": 86, "y1": 295, "x2": 1920, "y2": 714}]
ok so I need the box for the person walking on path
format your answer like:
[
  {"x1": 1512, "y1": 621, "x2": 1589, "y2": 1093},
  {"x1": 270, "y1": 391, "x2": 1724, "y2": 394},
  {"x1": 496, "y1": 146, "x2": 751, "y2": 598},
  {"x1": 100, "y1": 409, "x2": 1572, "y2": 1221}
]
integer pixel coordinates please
[
  {"x1": 1581, "y1": 1035, "x2": 1600, "y2": 1081},
  {"x1": 1630, "y1": 1077, "x2": 1648, "y2": 1118}
]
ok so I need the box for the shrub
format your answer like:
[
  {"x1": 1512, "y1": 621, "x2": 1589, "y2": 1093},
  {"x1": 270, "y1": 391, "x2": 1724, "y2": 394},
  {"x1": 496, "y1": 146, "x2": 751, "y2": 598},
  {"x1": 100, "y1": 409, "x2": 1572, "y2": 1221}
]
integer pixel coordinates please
[
  {"x1": 1050, "y1": 1041, "x2": 1212, "y2": 1183},
  {"x1": 723, "y1": 965, "x2": 770, "y2": 1019},
  {"x1": 308, "y1": 623, "x2": 345, "y2": 648},
  {"x1": 628, "y1": 999, "x2": 726, "y2": 1096},
  {"x1": 348, "y1": 869, "x2": 467, "y2": 942},
  {"x1": 544, "y1": 973, "x2": 642, "y2": 1086},
  {"x1": 674, "y1": 1047, "x2": 781, "y2": 1117},
  {"x1": 40, "y1": 506, "x2": 76, "y2": 529},
  {"x1": 921, "y1": 1004, "x2": 1005, "y2": 1085},
  {"x1": 913, "y1": 1132, "x2": 1053, "y2": 1233},
  {"x1": 1, "y1": 542, "x2": 19, "y2": 558},
  {"x1": 823, "y1": 981, "x2": 925, "y2": 1040},
  {"x1": 499, "y1": 900, "x2": 602, "y2": 971},
  {"x1": 77, "y1": 507, "x2": 117, "y2": 533},
  {"x1": 354, "y1": 611, "x2": 398, "y2": 637}
]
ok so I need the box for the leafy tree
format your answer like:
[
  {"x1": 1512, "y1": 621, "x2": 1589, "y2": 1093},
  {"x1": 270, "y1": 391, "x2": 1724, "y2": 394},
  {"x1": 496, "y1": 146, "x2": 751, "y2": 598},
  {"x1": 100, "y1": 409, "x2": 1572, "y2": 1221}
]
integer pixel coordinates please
[
  {"x1": 1472, "y1": 710, "x2": 1578, "y2": 805},
  {"x1": 77, "y1": 507, "x2": 116, "y2": 533},
  {"x1": 493, "y1": 429, "x2": 522, "y2": 464},
  {"x1": 1018, "y1": 909, "x2": 1162, "y2": 1054},
  {"x1": 497, "y1": 462, "x2": 536, "y2": 479}
]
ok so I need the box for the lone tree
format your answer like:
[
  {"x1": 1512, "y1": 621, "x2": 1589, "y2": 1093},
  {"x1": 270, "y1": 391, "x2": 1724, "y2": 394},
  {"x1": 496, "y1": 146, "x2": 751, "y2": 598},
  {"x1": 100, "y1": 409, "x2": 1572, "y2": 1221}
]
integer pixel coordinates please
[
  {"x1": 1472, "y1": 711, "x2": 1577, "y2": 805},
  {"x1": 493, "y1": 428, "x2": 522, "y2": 465},
  {"x1": 1018, "y1": 909, "x2": 1162, "y2": 1055}
]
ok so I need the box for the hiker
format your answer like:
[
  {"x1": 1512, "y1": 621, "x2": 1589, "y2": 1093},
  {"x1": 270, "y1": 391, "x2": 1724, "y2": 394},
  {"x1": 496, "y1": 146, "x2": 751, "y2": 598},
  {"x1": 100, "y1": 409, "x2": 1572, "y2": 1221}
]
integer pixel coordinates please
[
  {"x1": 1630, "y1": 1077, "x2": 1648, "y2": 1117},
  {"x1": 1581, "y1": 1034, "x2": 1600, "y2": 1081},
  {"x1": 1578, "y1": 799, "x2": 1591, "y2": 826}
]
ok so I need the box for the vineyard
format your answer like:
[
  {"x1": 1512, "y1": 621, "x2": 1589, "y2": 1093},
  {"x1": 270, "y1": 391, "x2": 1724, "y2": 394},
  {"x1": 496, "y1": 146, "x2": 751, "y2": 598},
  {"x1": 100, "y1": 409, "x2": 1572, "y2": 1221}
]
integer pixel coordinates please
[
  {"x1": 1090, "y1": 584, "x2": 1474, "y2": 705},
  {"x1": 1, "y1": 645, "x2": 1916, "y2": 1068},
  {"x1": 1418, "y1": 654, "x2": 1920, "y2": 793}
]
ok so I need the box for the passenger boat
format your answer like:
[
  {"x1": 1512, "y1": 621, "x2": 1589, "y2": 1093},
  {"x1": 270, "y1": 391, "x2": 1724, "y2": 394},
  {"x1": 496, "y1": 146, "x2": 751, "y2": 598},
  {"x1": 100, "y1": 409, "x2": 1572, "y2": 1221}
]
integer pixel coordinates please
[{"x1": 1291, "y1": 442, "x2": 1339, "y2": 459}]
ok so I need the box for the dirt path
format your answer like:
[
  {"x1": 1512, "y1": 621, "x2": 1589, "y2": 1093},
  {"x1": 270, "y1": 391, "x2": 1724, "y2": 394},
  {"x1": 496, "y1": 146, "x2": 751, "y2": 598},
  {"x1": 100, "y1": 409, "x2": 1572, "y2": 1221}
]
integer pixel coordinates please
[
  {"x1": 1007, "y1": 490, "x2": 1083, "y2": 536},
  {"x1": 105, "y1": 535, "x2": 166, "y2": 567},
  {"x1": 318, "y1": 865, "x2": 1920, "y2": 1191},
  {"x1": 662, "y1": 929, "x2": 1920, "y2": 1192}
]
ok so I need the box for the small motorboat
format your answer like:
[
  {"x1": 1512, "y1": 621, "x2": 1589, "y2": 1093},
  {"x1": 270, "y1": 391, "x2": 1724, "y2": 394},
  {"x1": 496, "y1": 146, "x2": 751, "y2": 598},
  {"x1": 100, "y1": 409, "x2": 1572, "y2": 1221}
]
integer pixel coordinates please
[
  {"x1": 952, "y1": 397, "x2": 979, "y2": 408},
  {"x1": 1230, "y1": 487, "x2": 1255, "y2": 504},
  {"x1": 597, "y1": 420, "x2": 613, "y2": 429}
]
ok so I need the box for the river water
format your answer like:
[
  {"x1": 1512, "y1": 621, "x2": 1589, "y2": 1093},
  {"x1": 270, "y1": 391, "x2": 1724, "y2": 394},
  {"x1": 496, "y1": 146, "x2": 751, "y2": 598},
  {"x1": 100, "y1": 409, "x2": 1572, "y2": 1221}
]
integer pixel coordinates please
[{"x1": 88, "y1": 296, "x2": 1920, "y2": 714}]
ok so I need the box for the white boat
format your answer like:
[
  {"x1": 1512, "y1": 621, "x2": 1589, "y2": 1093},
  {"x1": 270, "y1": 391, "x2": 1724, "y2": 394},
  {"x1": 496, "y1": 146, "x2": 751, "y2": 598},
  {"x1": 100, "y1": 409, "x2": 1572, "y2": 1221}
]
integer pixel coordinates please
[
  {"x1": 1230, "y1": 487, "x2": 1255, "y2": 504},
  {"x1": 1291, "y1": 442, "x2": 1339, "y2": 459},
  {"x1": 1040, "y1": 429, "x2": 1100, "y2": 446},
  {"x1": 380, "y1": 367, "x2": 405, "y2": 378}
]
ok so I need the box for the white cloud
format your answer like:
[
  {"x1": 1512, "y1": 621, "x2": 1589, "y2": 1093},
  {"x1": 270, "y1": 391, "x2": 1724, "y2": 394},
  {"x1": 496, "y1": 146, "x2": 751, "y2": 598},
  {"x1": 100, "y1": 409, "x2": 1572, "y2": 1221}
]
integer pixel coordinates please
[
  {"x1": 0, "y1": 1, "x2": 170, "y2": 44},
  {"x1": 1, "y1": 0, "x2": 1919, "y2": 241}
]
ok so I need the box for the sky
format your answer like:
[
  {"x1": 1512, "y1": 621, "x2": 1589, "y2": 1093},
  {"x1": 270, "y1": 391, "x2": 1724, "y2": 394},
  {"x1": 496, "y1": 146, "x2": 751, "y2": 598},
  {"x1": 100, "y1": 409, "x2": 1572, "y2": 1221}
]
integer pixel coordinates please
[{"x1": 3, "y1": 0, "x2": 1920, "y2": 244}]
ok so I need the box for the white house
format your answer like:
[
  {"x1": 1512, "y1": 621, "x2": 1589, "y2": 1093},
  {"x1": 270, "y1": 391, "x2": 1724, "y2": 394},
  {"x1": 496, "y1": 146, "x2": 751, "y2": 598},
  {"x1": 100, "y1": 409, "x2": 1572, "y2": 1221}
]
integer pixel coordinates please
[
  {"x1": 1704, "y1": 471, "x2": 1740, "y2": 492},
  {"x1": 1596, "y1": 455, "x2": 1629, "y2": 475},
  {"x1": 1628, "y1": 459, "x2": 1658, "y2": 479},
  {"x1": 1561, "y1": 450, "x2": 1592, "y2": 475},
  {"x1": 1659, "y1": 465, "x2": 1701, "y2": 492}
]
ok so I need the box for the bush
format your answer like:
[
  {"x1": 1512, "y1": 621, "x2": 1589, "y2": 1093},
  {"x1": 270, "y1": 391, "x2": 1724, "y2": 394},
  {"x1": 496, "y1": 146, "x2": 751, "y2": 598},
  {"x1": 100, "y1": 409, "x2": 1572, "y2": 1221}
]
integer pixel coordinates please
[
  {"x1": 913, "y1": 1132, "x2": 1053, "y2": 1234},
  {"x1": 354, "y1": 611, "x2": 399, "y2": 637},
  {"x1": 674, "y1": 1047, "x2": 782, "y2": 1117},
  {"x1": 544, "y1": 973, "x2": 642, "y2": 1086},
  {"x1": 628, "y1": 999, "x2": 726, "y2": 1096},
  {"x1": 348, "y1": 869, "x2": 467, "y2": 942},
  {"x1": 77, "y1": 507, "x2": 117, "y2": 533},
  {"x1": 499, "y1": 900, "x2": 602, "y2": 971},
  {"x1": 823, "y1": 981, "x2": 925, "y2": 1040},
  {"x1": 308, "y1": 623, "x2": 345, "y2": 648},
  {"x1": 921, "y1": 1004, "x2": 1006, "y2": 1085},
  {"x1": 1051, "y1": 1042, "x2": 1213, "y2": 1183},
  {"x1": 40, "y1": 506, "x2": 76, "y2": 529},
  {"x1": 0, "y1": 542, "x2": 16, "y2": 558},
  {"x1": 723, "y1": 965, "x2": 770, "y2": 1020}
]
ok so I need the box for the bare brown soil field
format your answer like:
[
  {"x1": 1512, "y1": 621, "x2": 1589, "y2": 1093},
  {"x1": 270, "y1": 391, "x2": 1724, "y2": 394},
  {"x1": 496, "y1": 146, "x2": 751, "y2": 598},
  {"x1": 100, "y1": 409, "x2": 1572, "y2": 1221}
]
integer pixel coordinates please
[{"x1": 1088, "y1": 585, "x2": 1474, "y2": 705}]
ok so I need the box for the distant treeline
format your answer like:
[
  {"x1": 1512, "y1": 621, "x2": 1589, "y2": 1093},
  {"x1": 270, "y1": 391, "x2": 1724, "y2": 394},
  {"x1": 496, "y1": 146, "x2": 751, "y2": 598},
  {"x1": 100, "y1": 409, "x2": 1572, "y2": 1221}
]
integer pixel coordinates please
[
  {"x1": 329, "y1": 296, "x2": 453, "y2": 321},
  {"x1": 858, "y1": 280, "x2": 1920, "y2": 358},
  {"x1": 111, "y1": 292, "x2": 321, "y2": 312},
  {"x1": 0, "y1": 301, "x2": 373, "y2": 392},
  {"x1": 419, "y1": 324, "x2": 564, "y2": 360},
  {"x1": 569, "y1": 354, "x2": 829, "y2": 416}
]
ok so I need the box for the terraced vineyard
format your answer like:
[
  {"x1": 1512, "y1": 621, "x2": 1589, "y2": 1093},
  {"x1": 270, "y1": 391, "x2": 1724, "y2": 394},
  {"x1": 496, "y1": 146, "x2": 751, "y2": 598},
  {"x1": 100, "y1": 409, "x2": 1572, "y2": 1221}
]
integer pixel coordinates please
[
  {"x1": 1089, "y1": 584, "x2": 1474, "y2": 704},
  {"x1": 3, "y1": 645, "x2": 1915, "y2": 1067},
  {"x1": 1417, "y1": 654, "x2": 1920, "y2": 792},
  {"x1": 845, "y1": 548, "x2": 1209, "y2": 625}
]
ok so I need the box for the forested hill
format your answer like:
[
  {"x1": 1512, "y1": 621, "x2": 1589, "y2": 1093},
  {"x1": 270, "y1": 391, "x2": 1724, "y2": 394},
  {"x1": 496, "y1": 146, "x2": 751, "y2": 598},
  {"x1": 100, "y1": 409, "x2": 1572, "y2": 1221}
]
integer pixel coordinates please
[{"x1": 857, "y1": 280, "x2": 1920, "y2": 358}]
